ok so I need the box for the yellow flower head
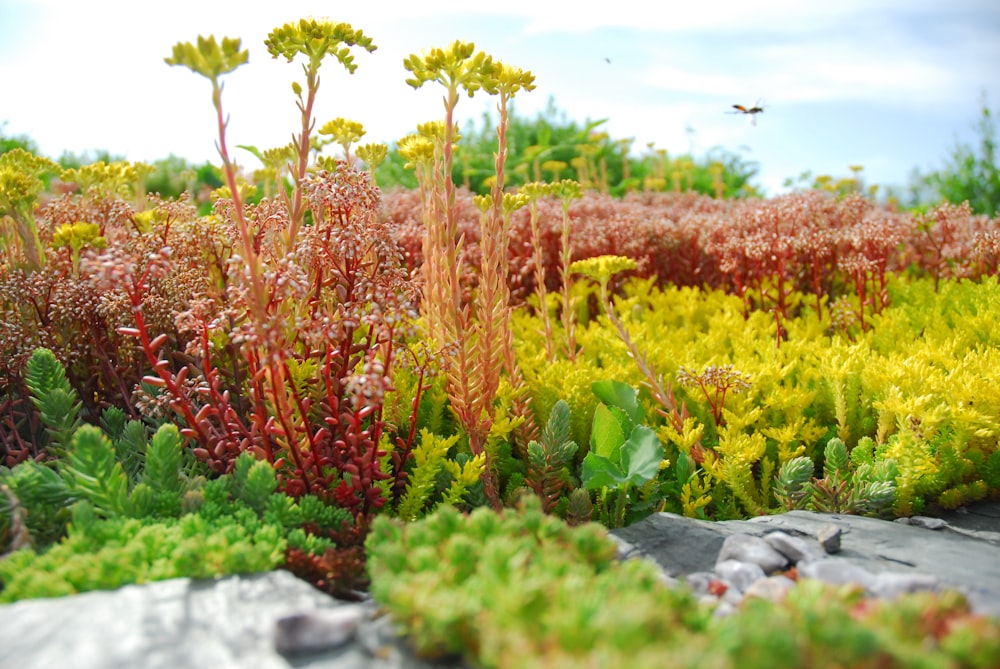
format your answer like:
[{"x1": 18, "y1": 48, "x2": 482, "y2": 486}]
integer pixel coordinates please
[
  {"x1": 569, "y1": 255, "x2": 638, "y2": 285},
  {"x1": 165, "y1": 35, "x2": 248, "y2": 81},
  {"x1": 397, "y1": 134, "x2": 435, "y2": 169}
]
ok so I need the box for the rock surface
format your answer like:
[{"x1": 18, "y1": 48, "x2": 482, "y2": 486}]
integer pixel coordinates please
[{"x1": 1, "y1": 502, "x2": 998, "y2": 668}]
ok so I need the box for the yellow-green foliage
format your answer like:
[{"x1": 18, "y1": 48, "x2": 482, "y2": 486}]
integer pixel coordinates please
[
  {"x1": 396, "y1": 429, "x2": 485, "y2": 520},
  {"x1": 516, "y1": 275, "x2": 1000, "y2": 518}
]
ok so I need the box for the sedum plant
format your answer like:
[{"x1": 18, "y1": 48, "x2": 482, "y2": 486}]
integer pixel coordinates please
[
  {"x1": 774, "y1": 436, "x2": 896, "y2": 516},
  {"x1": 403, "y1": 40, "x2": 537, "y2": 509},
  {"x1": 264, "y1": 19, "x2": 376, "y2": 243},
  {"x1": 366, "y1": 497, "x2": 1000, "y2": 669},
  {"x1": 581, "y1": 380, "x2": 666, "y2": 528},
  {"x1": 0, "y1": 148, "x2": 59, "y2": 270}
]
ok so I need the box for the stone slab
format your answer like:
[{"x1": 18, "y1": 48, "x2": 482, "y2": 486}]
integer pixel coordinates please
[{"x1": 0, "y1": 570, "x2": 451, "y2": 669}]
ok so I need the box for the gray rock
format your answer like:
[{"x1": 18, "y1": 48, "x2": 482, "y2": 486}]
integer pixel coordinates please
[
  {"x1": 763, "y1": 530, "x2": 826, "y2": 563},
  {"x1": 716, "y1": 534, "x2": 788, "y2": 573},
  {"x1": 611, "y1": 512, "x2": 736, "y2": 576},
  {"x1": 612, "y1": 503, "x2": 1000, "y2": 618},
  {"x1": 868, "y1": 571, "x2": 940, "y2": 600},
  {"x1": 798, "y1": 558, "x2": 877, "y2": 589},
  {"x1": 0, "y1": 571, "x2": 461, "y2": 669},
  {"x1": 742, "y1": 575, "x2": 796, "y2": 603},
  {"x1": 714, "y1": 560, "x2": 766, "y2": 593}
]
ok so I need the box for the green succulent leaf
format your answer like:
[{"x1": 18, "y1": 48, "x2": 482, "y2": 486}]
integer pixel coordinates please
[
  {"x1": 581, "y1": 452, "x2": 625, "y2": 490},
  {"x1": 619, "y1": 426, "x2": 664, "y2": 486},
  {"x1": 591, "y1": 379, "x2": 644, "y2": 427},
  {"x1": 590, "y1": 403, "x2": 625, "y2": 461}
]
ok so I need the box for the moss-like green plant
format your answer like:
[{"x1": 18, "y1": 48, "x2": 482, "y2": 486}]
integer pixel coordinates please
[
  {"x1": 0, "y1": 500, "x2": 286, "y2": 603},
  {"x1": 367, "y1": 497, "x2": 1000, "y2": 668},
  {"x1": 0, "y1": 449, "x2": 353, "y2": 602},
  {"x1": 367, "y1": 497, "x2": 698, "y2": 663}
]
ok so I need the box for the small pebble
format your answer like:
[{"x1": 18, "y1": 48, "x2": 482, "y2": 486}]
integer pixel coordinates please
[
  {"x1": 816, "y1": 524, "x2": 842, "y2": 553},
  {"x1": 684, "y1": 571, "x2": 718, "y2": 597},
  {"x1": 715, "y1": 560, "x2": 766, "y2": 593},
  {"x1": 895, "y1": 516, "x2": 949, "y2": 530},
  {"x1": 742, "y1": 575, "x2": 796, "y2": 603}
]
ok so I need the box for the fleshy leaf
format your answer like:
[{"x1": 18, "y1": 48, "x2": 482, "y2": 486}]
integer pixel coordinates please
[
  {"x1": 581, "y1": 452, "x2": 625, "y2": 490},
  {"x1": 591, "y1": 379, "x2": 645, "y2": 427},
  {"x1": 590, "y1": 403, "x2": 625, "y2": 461},
  {"x1": 620, "y1": 426, "x2": 664, "y2": 486}
]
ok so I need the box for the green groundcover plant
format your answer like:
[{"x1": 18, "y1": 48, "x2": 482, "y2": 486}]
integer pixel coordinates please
[{"x1": 366, "y1": 498, "x2": 1000, "y2": 669}]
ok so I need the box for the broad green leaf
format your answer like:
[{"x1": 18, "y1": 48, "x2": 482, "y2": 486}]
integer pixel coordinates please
[
  {"x1": 591, "y1": 379, "x2": 644, "y2": 427},
  {"x1": 581, "y1": 452, "x2": 625, "y2": 490},
  {"x1": 620, "y1": 426, "x2": 664, "y2": 487},
  {"x1": 590, "y1": 403, "x2": 625, "y2": 461}
]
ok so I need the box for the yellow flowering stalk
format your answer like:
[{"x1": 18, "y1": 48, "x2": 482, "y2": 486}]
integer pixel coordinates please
[
  {"x1": 403, "y1": 40, "x2": 506, "y2": 507},
  {"x1": 264, "y1": 19, "x2": 376, "y2": 245},
  {"x1": 0, "y1": 149, "x2": 59, "y2": 270},
  {"x1": 318, "y1": 117, "x2": 366, "y2": 167},
  {"x1": 355, "y1": 143, "x2": 388, "y2": 178}
]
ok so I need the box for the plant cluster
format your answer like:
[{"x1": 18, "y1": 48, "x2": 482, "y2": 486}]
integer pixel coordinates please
[
  {"x1": 0, "y1": 348, "x2": 367, "y2": 600},
  {"x1": 382, "y1": 188, "x2": 1000, "y2": 345},
  {"x1": 366, "y1": 499, "x2": 1000, "y2": 669}
]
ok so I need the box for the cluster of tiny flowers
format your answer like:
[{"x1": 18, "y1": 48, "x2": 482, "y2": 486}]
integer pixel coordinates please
[
  {"x1": 344, "y1": 356, "x2": 390, "y2": 410},
  {"x1": 677, "y1": 364, "x2": 752, "y2": 394}
]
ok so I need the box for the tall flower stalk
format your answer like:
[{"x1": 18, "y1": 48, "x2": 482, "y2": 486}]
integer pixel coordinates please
[
  {"x1": 403, "y1": 43, "x2": 535, "y2": 508},
  {"x1": 264, "y1": 19, "x2": 376, "y2": 250},
  {"x1": 164, "y1": 35, "x2": 266, "y2": 320}
]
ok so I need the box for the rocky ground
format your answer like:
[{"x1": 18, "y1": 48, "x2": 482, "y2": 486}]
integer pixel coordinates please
[{"x1": 1, "y1": 502, "x2": 997, "y2": 669}]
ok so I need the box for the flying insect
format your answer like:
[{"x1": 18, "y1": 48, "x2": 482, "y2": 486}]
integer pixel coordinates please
[{"x1": 729, "y1": 100, "x2": 766, "y2": 126}]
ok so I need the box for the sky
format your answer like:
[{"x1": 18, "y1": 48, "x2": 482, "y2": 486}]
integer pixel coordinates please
[{"x1": 1, "y1": 0, "x2": 999, "y2": 196}]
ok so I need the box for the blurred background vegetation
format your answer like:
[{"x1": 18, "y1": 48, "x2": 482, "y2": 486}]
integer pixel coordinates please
[{"x1": 2, "y1": 96, "x2": 998, "y2": 215}]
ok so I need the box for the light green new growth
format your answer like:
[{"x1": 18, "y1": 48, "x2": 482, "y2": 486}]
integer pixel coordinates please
[
  {"x1": 63, "y1": 426, "x2": 131, "y2": 518},
  {"x1": 24, "y1": 348, "x2": 82, "y2": 457},
  {"x1": 397, "y1": 429, "x2": 460, "y2": 520}
]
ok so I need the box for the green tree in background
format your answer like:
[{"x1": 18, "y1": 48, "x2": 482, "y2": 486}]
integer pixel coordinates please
[
  {"x1": 375, "y1": 97, "x2": 759, "y2": 197},
  {"x1": 0, "y1": 122, "x2": 39, "y2": 156},
  {"x1": 917, "y1": 97, "x2": 1000, "y2": 216}
]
